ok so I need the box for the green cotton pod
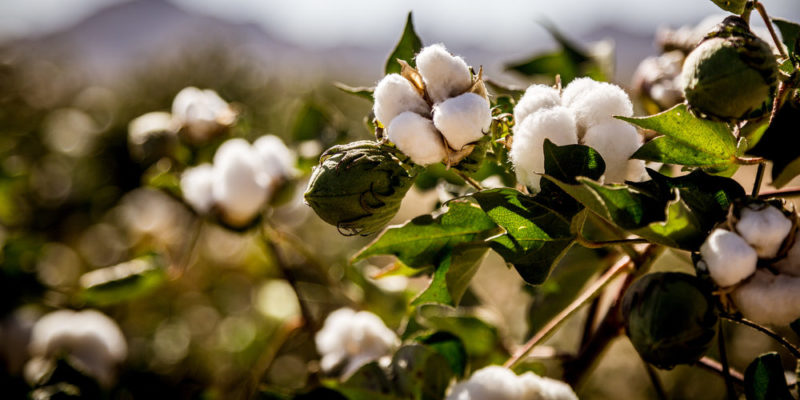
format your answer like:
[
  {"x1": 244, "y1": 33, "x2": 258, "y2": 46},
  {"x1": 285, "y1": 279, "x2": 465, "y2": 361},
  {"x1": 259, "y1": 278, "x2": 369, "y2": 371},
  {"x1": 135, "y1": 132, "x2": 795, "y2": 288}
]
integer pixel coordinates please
[
  {"x1": 681, "y1": 16, "x2": 778, "y2": 121},
  {"x1": 622, "y1": 272, "x2": 718, "y2": 370},
  {"x1": 304, "y1": 141, "x2": 417, "y2": 235}
]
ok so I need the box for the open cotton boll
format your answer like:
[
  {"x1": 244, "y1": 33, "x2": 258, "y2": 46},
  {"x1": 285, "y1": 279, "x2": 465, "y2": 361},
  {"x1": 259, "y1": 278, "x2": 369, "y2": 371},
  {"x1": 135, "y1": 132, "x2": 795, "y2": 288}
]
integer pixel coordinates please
[
  {"x1": 253, "y1": 134, "x2": 297, "y2": 179},
  {"x1": 446, "y1": 366, "x2": 578, "y2": 400},
  {"x1": 731, "y1": 270, "x2": 800, "y2": 326},
  {"x1": 513, "y1": 84, "x2": 562, "y2": 126},
  {"x1": 212, "y1": 139, "x2": 272, "y2": 226},
  {"x1": 433, "y1": 92, "x2": 491, "y2": 150},
  {"x1": 315, "y1": 308, "x2": 398, "y2": 378},
  {"x1": 582, "y1": 119, "x2": 643, "y2": 183},
  {"x1": 172, "y1": 87, "x2": 236, "y2": 142},
  {"x1": 416, "y1": 44, "x2": 473, "y2": 103},
  {"x1": 562, "y1": 78, "x2": 633, "y2": 130},
  {"x1": 510, "y1": 106, "x2": 578, "y2": 192},
  {"x1": 28, "y1": 310, "x2": 126, "y2": 387},
  {"x1": 518, "y1": 373, "x2": 580, "y2": 400},
  {"x1": 387, "y1": 111, "x2": 448, "y2": 165},
  {"x1": 699, "y1": 229, "x2": 758, "y2": 287},
  {"x1": 735, "y1": 204, "x2": 792, "y2": 259},
  {"x1": 774, "y1": 238, "x2": 800, "y2": 277},
  {"x1": 373, "y1": 74, "x2": 430, "y2": 127},
  {"x1": 180, "y1": 164, "x2": 216, "y2": 214}
]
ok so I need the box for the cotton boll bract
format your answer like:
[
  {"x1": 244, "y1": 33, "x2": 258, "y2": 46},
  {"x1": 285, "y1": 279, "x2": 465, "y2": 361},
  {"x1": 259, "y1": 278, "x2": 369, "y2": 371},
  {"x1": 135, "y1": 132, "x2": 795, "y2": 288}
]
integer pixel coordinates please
[
  {"x1": 171, "y1": 87, "x2": 236, "y2": 143},
  {"x1": 373, "y1": 74, "x2": 430, "y2": 127},
  {"x1": 433, "y1": 92, "x2": 491, "y2": 150},
  {"x1": 582, "y1": 119, "x2": 644, "y2": 183},
  {"x1": 253, "y1": 135, "x2": 297, "y2": 179},
  {"x1": 212, "y1": 139, "x2": 273, "y2": 227},
  {"x1": 735, "y1": 204, "x2": 792, "y2": 259},
  {"x1": 731, "y1": 269, "x2": 800, "y2": 326},
  {"x1": 699, "y1": 229, "x2": 758, "y2": 287},
  {"x1": 416, "y1": 44, "x2": 473, "y2": 104},
  {"x1": 562, "y1": 77, "x2": 634, "y2": 130},
  {"x1": 180, "y1": 164, "x2": 216, "y2": 214},
  {"x1": 387, "y1": 111, "x2": 448, "y2": 165},
  {"x1": 315, "y1": 308, "x2": 398, "y2": 378},
  {"x1": 513, "y1": 84, "x2": 562, "y2": 126},
  {"x1": 510, "y1": 106, "x2": 578, "y2": 192}
]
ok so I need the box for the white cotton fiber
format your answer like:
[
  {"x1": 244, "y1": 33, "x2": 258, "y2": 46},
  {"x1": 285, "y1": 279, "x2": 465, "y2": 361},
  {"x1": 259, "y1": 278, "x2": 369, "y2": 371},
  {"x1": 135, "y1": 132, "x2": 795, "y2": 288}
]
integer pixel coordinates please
[
  {"x1": 433, "y1": 92, "x2": 491, "y2": 150},
  {"x1": 774, "y1": 238, "x2": 800, "y2": 277},
  {"x1": 513, "y1": 84, "x2": 562, "y2": 126},
  {"x1": 731, "y1": 269, "x2": 800, "y2": 326},
  {"x1": 212, "y1": 139, "x2": 272, "y2": 226},
  {"x1": 582, "y1": 119, "x2": 643, "y2": 184},
  {"x1": 388, "y1": 111, "x2": 448, "y2": 165},
  {"x1": 171, "y1": 87, "x2": 236, "y2": 142},
  {"x1": 510, "y1": 106, "x2": 578, "y2": 192},
  {"x1": 315, "y1": 308, "x2": 398, "y2": 378},
  {"x1": 416, "y1": 44, "x2": 473, "y2": 103},
  {"x1": 373, "y1": 74, "x2": 430, "y2": 127},
  {"x1": 253, "y1": 134, "x2": 297, "y2": 179},
  {"x1": 736, "y1": 204, "x2": 793, "y2": 259},
  {"x1": 446, "y1": 366, "x2": 578, "y2": 400},
  {"x1": 180, "y1": 164, "x2": 216, "y2": 214},
  {"x1": 562, "y1": 77, "x2": 634, "y2": 130},
  {"x1": 699, "y1": 229, "x2": 758, "y2": 288}
]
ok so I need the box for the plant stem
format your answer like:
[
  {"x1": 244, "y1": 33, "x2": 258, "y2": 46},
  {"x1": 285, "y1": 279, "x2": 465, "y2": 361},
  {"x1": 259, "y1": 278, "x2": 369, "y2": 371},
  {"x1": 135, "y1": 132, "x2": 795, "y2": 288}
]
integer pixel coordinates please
[
  {"x1": 584, "y1": 212, "x2": 640, "y2": 260},
  {"x1": 643, "y1": 358, "x2": 668, "y2": 400},
  {"x1": 736, "y1": 156, "x2": 766, "y2": 165},
  {"x1": 755, "y1": 2, "x2": 789, "y2": 60},
  {"x1": 758, "y1": 186, "x2": 800, "y2": 199},
  {"x1": 720, "y1": 313, "x2": 800, "y2": 358},
  {"x1": 452, "y1": 169, "x2": 484, "y2": 191},
  {"x1": 696, "y1": 356, "x2": 745, "y2": 386},
  {"x1": 718, "y1": 320, "x2": 737, "y2": 400},
  {"x1": 752, "y1": 161, "x2": 766, "y2": 197}
]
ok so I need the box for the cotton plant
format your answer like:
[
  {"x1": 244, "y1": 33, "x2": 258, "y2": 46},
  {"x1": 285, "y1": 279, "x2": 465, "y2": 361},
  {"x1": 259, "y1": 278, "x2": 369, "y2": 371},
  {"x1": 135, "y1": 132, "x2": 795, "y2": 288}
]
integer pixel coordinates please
[{"x1": 446, "y1": 366, "x2": 578, "y2": 400}]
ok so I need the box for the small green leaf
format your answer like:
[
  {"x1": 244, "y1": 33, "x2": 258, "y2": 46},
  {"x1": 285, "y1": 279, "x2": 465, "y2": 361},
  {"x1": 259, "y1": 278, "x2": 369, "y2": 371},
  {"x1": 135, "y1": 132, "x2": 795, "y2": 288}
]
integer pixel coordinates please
[
  {"x1": 772, "y1": 18, "x2": 800, "y2": 60},
  {"x1": 744, "y1": 352, "x2": 793, "y2": 400},
  {"x1": 749, "y1": 98, "x2": 800, "y2": 188},
  {"x1": 385, "y1": 12, "x2": 423, "y2": 75},
  {"x1": 542, "y1": 140, "x2": 606, "y2": 184},
  {"x1": 412, "y1": 246, "x2": 489, "y2": 307},
  {"x1": 710, "y1": 0, "x2": 747, "y2": 14},
  {"x1": 620, "y1": 104, "x2": 737, "y2": 171},
  {"x1": 333, "y1": 82, "x2": 374, "y2": 102},
  {"x1": 416, "y1": 332, "x2": 467, "y2": 377},
  {"x1": 80, "y1": 256, "x2": 166, "y2": 306},
  {"x1": 415, "y1": 304, "x2": 502, "y2": 358}
]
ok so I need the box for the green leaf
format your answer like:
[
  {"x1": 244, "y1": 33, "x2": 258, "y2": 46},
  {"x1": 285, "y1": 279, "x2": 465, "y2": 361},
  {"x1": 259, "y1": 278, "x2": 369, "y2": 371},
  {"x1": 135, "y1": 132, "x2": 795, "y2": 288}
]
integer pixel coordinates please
[
  {"x1": 710, "y1": 0, "x2": 747, "y2": 14},
  {"x1": 744, "y1": 352, "x2": 793, "y2": 400},
  {"x1": 291, "y1": 102, "x2": 332, "y2": 142},
  {"x1": 416, "y1": 331, "x2": 467, "y2": 377},
  {"x1": 411, "y1": 246, "x2": 489, "y2": 307},
  {"x1": 385, "y1": 12, "x2": 423, "y2": 75},
  {"x1": 749, "y1": 98, "x2": 800, "y2": 188},
  {"x1": 414, "y1": 304, "x2": 502, "y2": 358},
  {"x1": 352, "y1": 200, "x2": 497, "y2": 268},
  {"x1": 335, "y1": 362, "x2": 398, "y2": 400},
  {"x1": 79, "y1": 256, "x2": 166, "y2": 306},
  {"x1": 391, "y1": 345, "x2": 453, "y2": 400},
  {"x1": 542, "y1": 140, "x2": 606, "y2": 184},
  {"x1": 333, "y1": 82, "x2": 374, "y2": 102},
  {"x1": 620, "y1": 104, "x2": 737, "y2": 171},
  {"x1": 772, "y1": 18, "x2": 800, "y2": 60}
]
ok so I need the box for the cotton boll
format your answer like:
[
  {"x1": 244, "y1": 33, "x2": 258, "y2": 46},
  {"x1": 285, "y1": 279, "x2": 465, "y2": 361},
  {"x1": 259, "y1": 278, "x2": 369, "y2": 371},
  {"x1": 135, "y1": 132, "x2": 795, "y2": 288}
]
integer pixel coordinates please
[
  {"x1": 253, "y1": 135, "x2": 297, "y2": 179},
  {"x1": 212, "y1": 139, "x2": 272, "y2": 226},
  {"x1": 446, "y1": 366, "x2": 578, "y2": 400},
  {"x1": 433, "y1": 92, "x2": 491, "y2": 150},
  {"x1": 774, "y1": 238, "x2": 800, "y2": 277},
  {"x1": 510, "y1": 106, "x2": 578, "y2": 192},
  {"x1": 699, "y1": 229, "x2": 758, "y2": 287},
  {"x1": 172, "y1": 87, "x2": 236, "y2": 142},
  {"x1": 562, "y1": 78, "x2": 633, "y2": 130},
  {"x1": 315, "y1": 308, "x2": 398, "y2": 378},
  {"x1": 518, "y1": 372, "x2": 579, "y2": 400},
  {"x1": 582, "y1": 119, "x2": 643, "y2": 183},
  {"x1": 735, "y1": 204, "x2": 792, "y2": 259},
  {"x1": 731, "y1": 270, "x2": 800, "y2": 326},
  {"x1": 513, "y1": 84, "x2": 562, "y2": 126},
  {"x1": 387, "y1": 111, "x2": 448, "y2": 165},
  {"x1": 373, "y1": 74, "x2": 430, "y2": 127},
  {"x1": 416, "y1": 44, "x2": 473, "y2": 103},
  {"x1": 180, "y1": 164, "x2": 216, "y2": 214}
]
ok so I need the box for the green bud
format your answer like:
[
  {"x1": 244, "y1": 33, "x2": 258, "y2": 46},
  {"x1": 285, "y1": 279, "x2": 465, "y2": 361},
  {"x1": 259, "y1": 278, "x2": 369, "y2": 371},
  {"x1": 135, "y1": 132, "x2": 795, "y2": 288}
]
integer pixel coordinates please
[
  {"x1": 304, "y1": 141, "x2": 417, "y2": 235},
  {"x1": 681, "y1": 16, "x2": 778, "y2": 121},
  {"x1": 622, "y1": 272, "x2": 718, "y2": 369}
]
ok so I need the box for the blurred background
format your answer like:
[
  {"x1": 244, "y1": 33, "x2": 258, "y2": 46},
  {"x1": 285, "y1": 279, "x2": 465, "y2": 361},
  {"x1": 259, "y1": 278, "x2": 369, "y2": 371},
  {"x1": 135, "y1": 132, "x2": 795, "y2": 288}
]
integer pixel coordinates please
[{"x1": 2, "y1": 0, "x2": 800, "y2": 399}]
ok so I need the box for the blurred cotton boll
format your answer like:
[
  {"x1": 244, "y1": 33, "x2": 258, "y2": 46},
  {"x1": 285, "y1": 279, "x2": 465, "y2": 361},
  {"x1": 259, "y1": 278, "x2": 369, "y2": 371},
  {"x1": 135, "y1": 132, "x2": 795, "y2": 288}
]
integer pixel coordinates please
[
  {"x1": 127, "y1": 111, "x2": 178, "y2": 163},
  {"x1": 253, "y1": 135, "x2": 298, "y2": 180},
  {"x1": 26, "y1": 309, "x2": 127, "y2": 387},
  {"x1": 1, "y1": 307, "x2": 40, "y2": 375},
  {"x1": 181, "y1": 164, "x2": 216, "y2": 215},
  {"x1": 116, "y1": 188, "x2": 190, "y2": 249},
  {"x1": 632, "y1": 51, "x2": 685, "y2": 111},
  {"x1": 315, "y1": 308, "x2": 399, "y2": 378},
  {"x1": 171, "y1": 87, "x2": 237, "y2": 143},
  {"x1": 446, "y1": 365, "x2": 578, "y2": 400},
  {"x1": 212, "y1": 139, "x2": 273, "y2": 227}
]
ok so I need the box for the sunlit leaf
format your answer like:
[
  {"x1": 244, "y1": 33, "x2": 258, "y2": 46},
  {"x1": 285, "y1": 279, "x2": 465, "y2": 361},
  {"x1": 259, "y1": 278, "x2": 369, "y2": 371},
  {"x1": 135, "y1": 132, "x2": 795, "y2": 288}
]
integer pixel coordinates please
[
  {"x1": 333, "y1": 82, "x2": 374, "y2": 102},
  {"x1": 710, "y1": 0, "x2": 747, "y2": 14},
  {"x1": 385, "y1": 12, "x2": 424, "y2": 75},
  {"x1": 80, "y1": 256, "x2": 166, "y2": 306},
  {"x1": 412, "y1": 246, "x2": 488, "y2": 307},
  {"x1": 416, "y1": 331, "x2": 467, "y2": 377}
]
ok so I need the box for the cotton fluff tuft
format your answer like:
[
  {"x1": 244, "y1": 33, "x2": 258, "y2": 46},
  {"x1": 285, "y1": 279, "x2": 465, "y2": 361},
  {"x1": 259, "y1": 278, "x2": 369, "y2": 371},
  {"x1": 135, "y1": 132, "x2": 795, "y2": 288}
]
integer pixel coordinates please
[
  {"x1": 774, "y1": 238, "x2": 800, "y2": 277},
  {"x1": 416, "y1": 44, "x2": 473, "y2": 104},
  {"x1": 510, "y1": 106, "x2": 578, "y2": 192},
  {"x1": 582, "y1": 119, "x2": 644, "y2": 183},
  {"x1": 27, "y1": 310, "x2": 127, "y2": 387},
  {"x1": 388, "y1": 111, "x2": 448, "y2": 165},
  {"x1": 212, "y1": 139, "x2": 272, "y2": 226},
  {"x1": 731, "y1": 270, "x2": 800, "y2": 326},
  {"x1": 315, "y1": 308, "x2": 398, "y2": 378},
  {"x1": 373, "y1": 74, "x2": 430, "y2": 127},
  {"x1": 513, "y1": 84, "x2": 562, "y2": 127},
  {"x1": 735, "y1": 204, "x2": 792, "y2": 259},
  {"x1": 253, "y1": 134, "x2": 298, "y2": 179},
  {"x1": 180, "y1": 164, "x2": 216, "y2": 214},
  {"x1": 562, "y1": 77, "x2": 634, "y2": 130},
  {"x1": 433, "y1": 92, "x2": 491, "y2": 150},
  {"x1": 699, "y1": 229, "x2": 758, "y2": 287},
  {"x1": 171, "y1": 87, "x2": 236, "y2": 142},
  {"x1": 446, "y1": 365, "x2": 578, "y2": 400}
]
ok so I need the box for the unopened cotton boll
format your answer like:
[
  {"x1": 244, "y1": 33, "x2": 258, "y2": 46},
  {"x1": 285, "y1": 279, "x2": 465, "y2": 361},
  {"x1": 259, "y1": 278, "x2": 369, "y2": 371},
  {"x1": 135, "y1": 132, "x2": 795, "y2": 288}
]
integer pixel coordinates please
[
  {"x1": 315, "y1": 308, "x2": 398, "y2": 378},
  {"x1": 180, "y1": 164, "x2": 215, "y2": 214},
  {"x1": 699, "y1": 229, "x2": 758, "y2": 287},
  {"x1": 510, "y1": 106, "x2": 578, "y2": 192},
  {"x1": 513, "y1": 84, "x2": 562, "y2": 126},
  {"x1": 582, "y1": 119, "x2": 644, "y2": 183},
  {"x1": 253, "y1": 135, "x2": 297, "y2": 179},
  {"x1": 446, "y1": 366, "x2": 578, "y2": 400},
  {"x1": 731, "y1": 269, "x2": 800, "y2": 326},
  {"x1": 373, "y1": 74, "x2": 430, "y2": 127},
  {"x1": 562, "y1": 77, "x2": 634, "y2": 130},
  {"x1": 416, "y1": 44, "x2": 473, "y2": 104},
  {"x1": 387, "y1": 111, "x2": 448, "y2": 165},
  {"x1": 212, "y1": 139, "x2": 272, "y2": 226},
  {"x1": 28, "y1": 310, "x2": 127, "y2": 387},
  {"x1": 172, "y1": 87, "x2": 236, "y2": 142},
  {"x1": 735, "y1": 204, "x2": 792, "y2": 259},
  {"x1": 433, "y1": 92, "x2": 491, "y2": 150}
]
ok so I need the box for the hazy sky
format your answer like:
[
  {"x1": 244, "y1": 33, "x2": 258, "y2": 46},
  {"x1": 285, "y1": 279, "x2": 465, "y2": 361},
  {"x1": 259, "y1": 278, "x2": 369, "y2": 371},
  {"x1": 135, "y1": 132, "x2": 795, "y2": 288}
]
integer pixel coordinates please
[{"x1": 2, "y1": 0, "x2": 800, "y2": 50}]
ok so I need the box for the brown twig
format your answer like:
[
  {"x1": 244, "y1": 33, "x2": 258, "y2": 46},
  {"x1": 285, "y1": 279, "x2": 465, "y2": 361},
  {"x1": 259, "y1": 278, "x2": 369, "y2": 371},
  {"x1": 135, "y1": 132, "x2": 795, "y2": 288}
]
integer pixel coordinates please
[{"x1": 696, "y1": 356, "x2": 745, "y2": 386}]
